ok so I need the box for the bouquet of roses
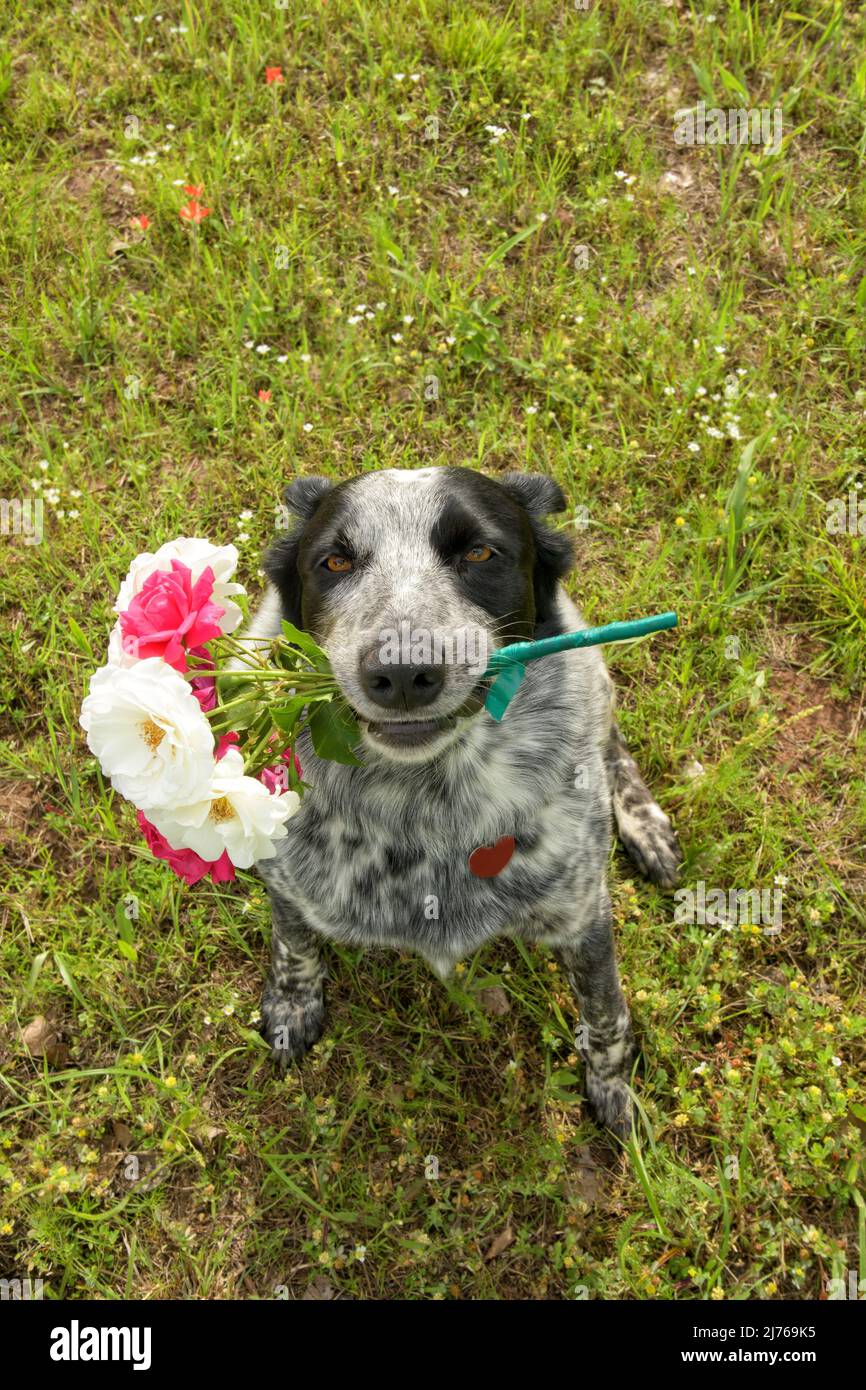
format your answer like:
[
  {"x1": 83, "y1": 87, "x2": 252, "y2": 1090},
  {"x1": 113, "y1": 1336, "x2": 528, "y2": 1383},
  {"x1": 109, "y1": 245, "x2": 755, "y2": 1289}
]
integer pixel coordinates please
[{"x1": 79, "y1": 537, "x2": 360, "y2": 887}]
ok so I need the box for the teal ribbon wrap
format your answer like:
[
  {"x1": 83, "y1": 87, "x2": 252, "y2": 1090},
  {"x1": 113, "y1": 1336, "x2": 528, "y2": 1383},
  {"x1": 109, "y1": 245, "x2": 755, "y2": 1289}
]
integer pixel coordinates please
[{"x1": 483, "y1": 611, "x2": 678, "y2": 721}]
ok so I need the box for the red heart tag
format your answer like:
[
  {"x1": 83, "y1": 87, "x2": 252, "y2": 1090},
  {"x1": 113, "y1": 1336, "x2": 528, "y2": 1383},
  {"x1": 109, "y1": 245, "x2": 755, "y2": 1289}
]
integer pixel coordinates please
[{"x1": 468, "y1": 835, "x2": 515, "y2": 878}]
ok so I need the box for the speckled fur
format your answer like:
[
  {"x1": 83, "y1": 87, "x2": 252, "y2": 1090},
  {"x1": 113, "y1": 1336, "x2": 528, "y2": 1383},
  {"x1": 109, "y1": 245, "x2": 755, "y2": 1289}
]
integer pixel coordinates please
[{"x1": 246, "y1": 467, "x2": 681, "y2": 1139}]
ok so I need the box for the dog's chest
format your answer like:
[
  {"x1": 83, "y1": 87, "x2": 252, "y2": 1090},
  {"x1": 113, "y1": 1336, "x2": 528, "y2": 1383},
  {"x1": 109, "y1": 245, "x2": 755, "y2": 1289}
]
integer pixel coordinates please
[{"x1": 258, "y1": 686, "x2": 612, "y2": 968}]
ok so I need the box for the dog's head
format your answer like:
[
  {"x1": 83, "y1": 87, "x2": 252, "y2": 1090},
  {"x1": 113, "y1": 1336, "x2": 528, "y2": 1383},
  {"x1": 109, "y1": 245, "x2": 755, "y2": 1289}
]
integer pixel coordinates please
[{"x1": 265, "y1": 467, "x2": 573, "y2": 762}]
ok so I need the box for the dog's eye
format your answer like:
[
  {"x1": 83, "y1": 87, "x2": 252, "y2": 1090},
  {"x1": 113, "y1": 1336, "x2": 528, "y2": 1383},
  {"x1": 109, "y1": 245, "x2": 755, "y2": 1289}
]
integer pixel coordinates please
[
  {"x1": 464, "y1": 545, "x2": 493, "y2": 563},
  {"x1": 323, "y1": 554, "x2": 353, "y2": 573}
]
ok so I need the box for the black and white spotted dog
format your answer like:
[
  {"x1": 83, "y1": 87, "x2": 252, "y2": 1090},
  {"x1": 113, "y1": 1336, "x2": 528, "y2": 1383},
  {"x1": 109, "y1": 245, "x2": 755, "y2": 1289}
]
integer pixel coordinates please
[{"x1": 244, "y1": 467, "x2": 681, "y2": 1138}]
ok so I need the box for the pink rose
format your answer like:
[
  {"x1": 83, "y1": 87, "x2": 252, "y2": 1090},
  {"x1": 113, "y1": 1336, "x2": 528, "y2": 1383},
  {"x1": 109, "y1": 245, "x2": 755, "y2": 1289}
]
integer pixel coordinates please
[
  {"x1": 188, "y1": 644, "x2": 217, "y2": 712},
  {"x1": 259, "y1": 741, "x2": 302, "y2": 794},
  {"x1": 216, "y1": 731, "x2": 239, "y2": 760},
  {"x1": 137, "y1": 811, "x2": 235, "y2": 885},
  {"x1": 119, "y1": 561, "x2": 225, "y2": 672}
]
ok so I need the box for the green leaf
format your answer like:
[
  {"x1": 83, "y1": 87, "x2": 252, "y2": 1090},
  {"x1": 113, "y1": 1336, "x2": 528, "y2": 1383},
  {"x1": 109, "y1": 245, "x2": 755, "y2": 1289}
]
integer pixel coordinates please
[
  {"x1": 271, "y1": 693, "x2": 328, "y2": 734},
  {"x1": 308, "y1": 700, "x2": 362, "y2": 765},
  {"x1": 53, "y1": 951, "x2": 89, "y2": 1010},
  {"x1": 279, "y1": 621, "x2": 332, "y2": 671},
  {"x1": 717, "y1": 65, "x2": 749, "y2": 101},
  {"x1": 68, "y1": 617, "x2": 93, "y2": 657}
]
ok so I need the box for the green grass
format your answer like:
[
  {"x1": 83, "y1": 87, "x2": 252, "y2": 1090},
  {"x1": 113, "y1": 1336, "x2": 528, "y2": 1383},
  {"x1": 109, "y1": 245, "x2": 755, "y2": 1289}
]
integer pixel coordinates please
[{"x1": 1, "y1": 0, "x2": 865, "y2": 1300}]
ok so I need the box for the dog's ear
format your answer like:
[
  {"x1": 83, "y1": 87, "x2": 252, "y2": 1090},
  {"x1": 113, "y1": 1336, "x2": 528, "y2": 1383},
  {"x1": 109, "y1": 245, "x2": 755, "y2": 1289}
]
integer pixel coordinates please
[
  {"x1": 500, "y1": 472, "x2": 574, "y2": 627},
  {"x1": 500, "y1": 472, "x2": 566, "y2": 519},
  {"x1": 283, "y1": 475, "x2": 334, "y2": 519},
  {"x1": 264, "y1": 477, "x2": 335, "y2": 625}
]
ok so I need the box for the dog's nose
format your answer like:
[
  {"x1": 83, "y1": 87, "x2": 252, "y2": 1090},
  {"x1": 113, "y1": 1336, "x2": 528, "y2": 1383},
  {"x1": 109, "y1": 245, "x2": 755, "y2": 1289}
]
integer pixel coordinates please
[{"x1": 359, "y1": 647, "x2": 445, "y2": 711}]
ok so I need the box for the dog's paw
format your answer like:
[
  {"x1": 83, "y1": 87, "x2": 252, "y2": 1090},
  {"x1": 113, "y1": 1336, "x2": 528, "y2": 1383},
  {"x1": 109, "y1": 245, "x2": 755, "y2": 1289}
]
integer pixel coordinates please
[
  {"x1": 259, "y1": 984, "x2": 326, "y2": 1068},
  {"x1": 585, "y1": 1071, "x2": 634, "y2": 1143},
  {"x1": 618, "y1": 803, "x2": 682, "y2": 888}
]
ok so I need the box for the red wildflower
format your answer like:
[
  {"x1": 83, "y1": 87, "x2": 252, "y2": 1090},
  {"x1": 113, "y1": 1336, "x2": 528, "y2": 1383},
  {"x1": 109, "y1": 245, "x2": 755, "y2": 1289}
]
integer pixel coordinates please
[
  {"x1": 179, "y1": 198, "x2": 211, "y2": 225},
  {"x1": 131, "y1": 214, "x2": 150, "y2": 230},
  {"x1": 183, "y1": 184, "x2": 206, "y2": 198},
  {"x1": 265, "y1": 66, "x2": 284, "y2": 85},
  {"x1": 257, "y1": 388, "x2": 272, "y2": 402}
]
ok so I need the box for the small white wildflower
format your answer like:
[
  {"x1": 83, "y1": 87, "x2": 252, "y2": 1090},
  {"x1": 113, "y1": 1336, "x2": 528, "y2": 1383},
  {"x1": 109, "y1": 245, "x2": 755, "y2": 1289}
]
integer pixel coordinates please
[
  {"x1": 303, "y1": 423, "x2": 313, "y2": 433},
  {"x1": 687, "y1": 442, "x2": 701, "y2": 454}
]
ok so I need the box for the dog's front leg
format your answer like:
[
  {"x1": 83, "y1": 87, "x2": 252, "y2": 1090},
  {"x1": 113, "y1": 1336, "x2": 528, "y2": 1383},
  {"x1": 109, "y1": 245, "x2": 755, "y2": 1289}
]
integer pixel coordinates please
[
  {"x1": 550, "y1": 888, "x2": 636, "y2": 1141},
  {"x1": 260, "y1": 889, "x2": 326, "y2": 1068}
]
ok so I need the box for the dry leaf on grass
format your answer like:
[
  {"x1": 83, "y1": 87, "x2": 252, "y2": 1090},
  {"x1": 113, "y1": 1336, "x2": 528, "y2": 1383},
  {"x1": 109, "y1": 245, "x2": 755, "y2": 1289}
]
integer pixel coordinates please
[{"x1": 21, "y1": 1015, "x2": 69, "y2": 1066}]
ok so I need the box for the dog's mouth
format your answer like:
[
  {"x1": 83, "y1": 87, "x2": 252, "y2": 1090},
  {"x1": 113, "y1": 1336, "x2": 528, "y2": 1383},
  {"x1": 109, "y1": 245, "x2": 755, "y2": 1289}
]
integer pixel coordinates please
[
  {"x1": 358, "y1": 684, "x2": 488, "y2": 752},
  {"x1": 365, "y1": 716, "x2": 453, "y2": 749}
]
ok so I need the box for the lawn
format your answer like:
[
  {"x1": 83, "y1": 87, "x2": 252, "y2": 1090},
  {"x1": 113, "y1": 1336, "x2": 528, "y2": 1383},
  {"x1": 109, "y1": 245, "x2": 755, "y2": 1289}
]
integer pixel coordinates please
[{"x1": 1, "y1": 0, "x2": 864, "y2": 1301}]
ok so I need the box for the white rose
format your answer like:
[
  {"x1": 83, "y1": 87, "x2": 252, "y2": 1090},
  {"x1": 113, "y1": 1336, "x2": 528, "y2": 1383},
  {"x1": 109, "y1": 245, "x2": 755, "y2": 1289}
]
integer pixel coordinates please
[
  {"x1": 80, "y1": 658, "x2": 215, "y2": 810},
  {"x1": 106, "y1": 620, "x2": 137, "y2": 669},
  {"x1": 149, "y1": 748, "x2": 299, "y2": 869},
  {"x1": 113, "y1": 537, "x2": 246, "y2": 634}
]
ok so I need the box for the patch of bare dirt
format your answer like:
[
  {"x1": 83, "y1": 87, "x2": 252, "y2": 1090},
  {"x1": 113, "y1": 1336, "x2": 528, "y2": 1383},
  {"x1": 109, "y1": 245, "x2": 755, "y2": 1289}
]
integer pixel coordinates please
[
  {"x1": 768, "y1": 659, "x2": 861, "y2": 771},
  {"x1": 62, "y1": 139, "x2": 136, "y2": 221},
  {"x1": 0, "y1": 779, "x2": 39, "y2": 838}
]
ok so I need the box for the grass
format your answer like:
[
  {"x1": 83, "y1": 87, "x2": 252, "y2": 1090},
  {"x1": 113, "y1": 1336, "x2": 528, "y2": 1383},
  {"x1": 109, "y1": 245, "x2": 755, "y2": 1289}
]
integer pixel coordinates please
[{"x1": 1, "y1": 0, "x2": 865, "y2": 1300}]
